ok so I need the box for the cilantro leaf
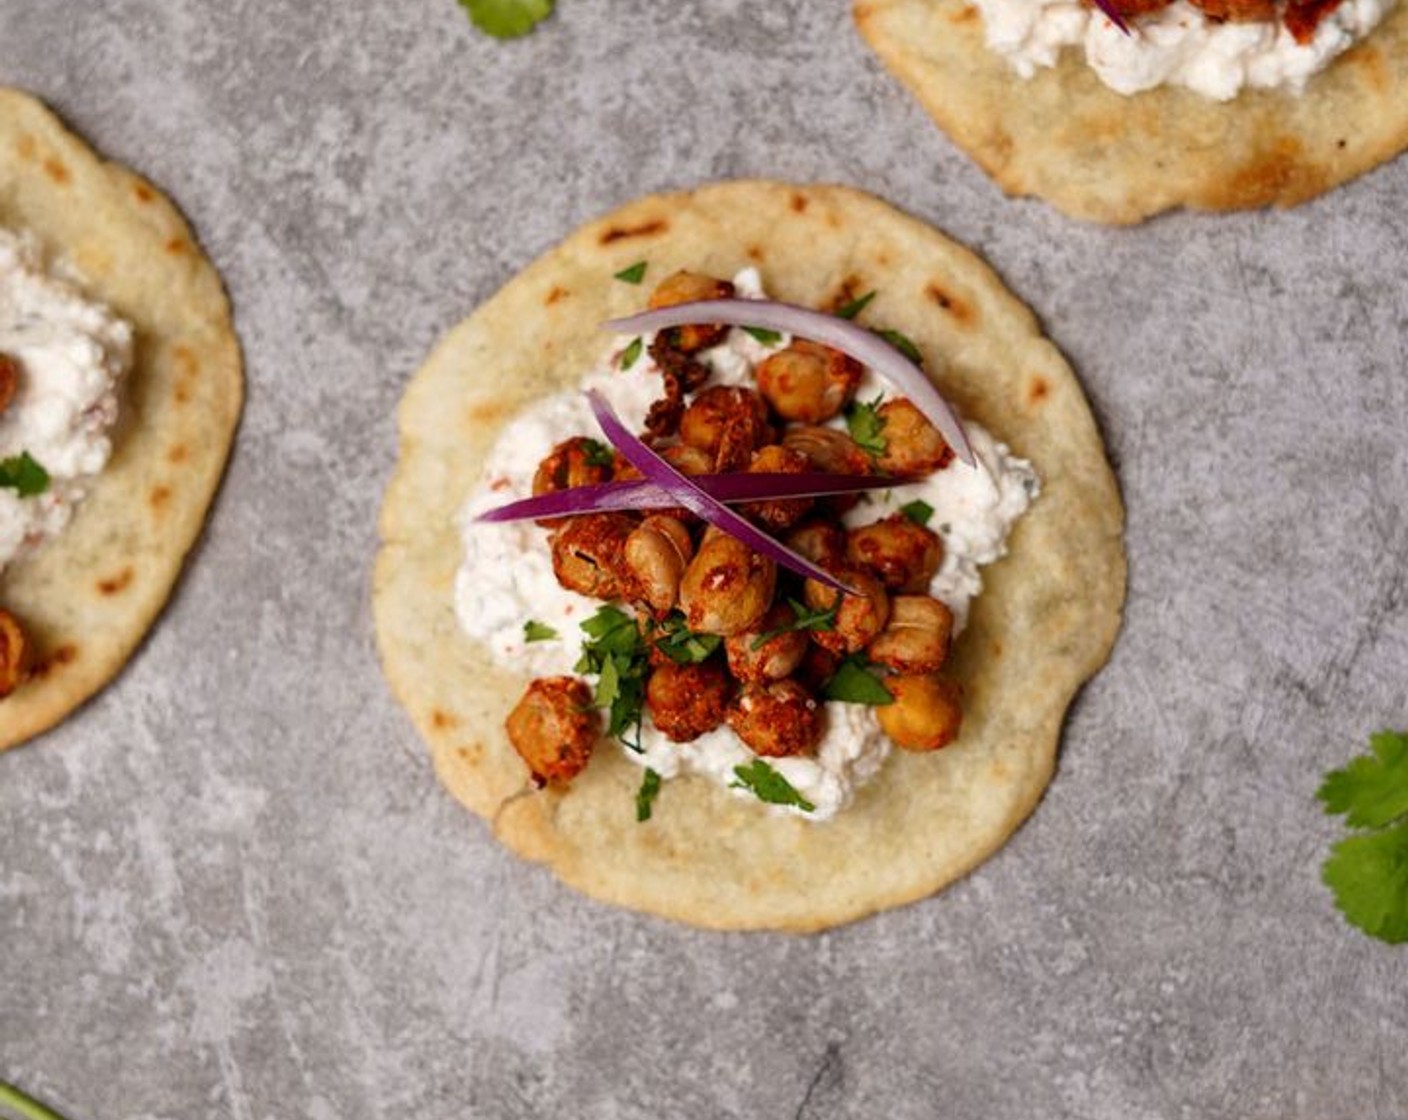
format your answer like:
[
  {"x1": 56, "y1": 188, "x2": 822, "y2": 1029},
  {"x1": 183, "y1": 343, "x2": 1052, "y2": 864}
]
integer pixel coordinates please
[
  {"x1": 1318, "y1": 730, "x2": 1408, "y2": 829},
  {"x1": 873, "y1": 327, "x2": 923, "y2": 366},
  {"x1": 0, "y1": 1079, "x2": 73, "y2": 1120},
  {"x1": 743, "y1": 326, "x2": 783, "y2": 346},
  {"x1": 845, "y1": 394, "x2": 887, "y2": 457},
  {"x1": 458, "y1": 0, "x2": 553, "y2": 39},
  {"x1": 0, "y1": 451, "x2": 50, "y2": 498},
  {"x1": 620, "y1": 336, "x2": 644, "y2": 371},
  {"x1": 523, "y1": 620, "x2": 558, "y2": 643},
  {"x1": 730, "y1": 760, "x2": 815, "y2": 812},
  {"x1": 751, "y1": 597, "x2": 837, "y2": 650},
  {"x1": 576, "y1": 607, "x2": 648, "y2": 751},
  {"x1": 836, "y1": 290, "x2": 877, "y2": 321},
  {"x1": 900, "y1": 499, "x2": 935, "y2": 527},
  {"x1": 824, "y1": 657, "x2": 894, "y2": 705},
  {"x1": 653, "y1": 612, "x2": 722, "y2": 665},
  {"x1": 636, "y1": 768, "x2": 662, "y2": 822},
  {"x1": 1322, "y1": 822, "x2": 1408, "y2": 944},
  {"x1": 581, "y1": 438, "x2": 615, "y2": 469},
  {"x1": 614, "y1": 261, "x2": 648, "y2": 285}
]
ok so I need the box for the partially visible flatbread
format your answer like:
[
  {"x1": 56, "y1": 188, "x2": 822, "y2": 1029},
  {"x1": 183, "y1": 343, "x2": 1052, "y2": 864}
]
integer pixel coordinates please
[
  {"x1": 0, "y1": 89, "x2": 243, "y2": 750},
  {"x1": 855, "y1": 0, "x2": 1408, "y2": 223},
  {"x1": 374, "y1": 182, "x2": 1125, "y2": 931}
]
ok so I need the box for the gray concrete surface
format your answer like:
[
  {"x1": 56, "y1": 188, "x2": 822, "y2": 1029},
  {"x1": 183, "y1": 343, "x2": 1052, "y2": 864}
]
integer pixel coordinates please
[{"x1": 2, "y1": 2, "x2": 1406, "y2": 1117}]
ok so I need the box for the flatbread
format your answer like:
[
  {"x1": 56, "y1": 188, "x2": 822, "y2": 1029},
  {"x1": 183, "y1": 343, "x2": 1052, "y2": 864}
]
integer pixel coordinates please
[
  {"x1": 855, "y1": 0, "x2": 1408, "y2": 224},
  {"x1": 374, "y1": 182, "x2": 1125, "y2": 931},
  {"x1": 0, "y1": 89, "x2": 242, "y2": 750}
]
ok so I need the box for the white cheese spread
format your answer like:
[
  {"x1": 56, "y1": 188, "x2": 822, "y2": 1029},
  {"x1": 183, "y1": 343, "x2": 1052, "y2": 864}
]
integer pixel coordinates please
[
  {"x1": 0, "y1": 228, "x2": 132, "y2": 570},
  {"x1": 454, "y1": 269, "x2": 1037, "y2": 821},
  {"x1": 974, "y1": 0, "x2": 1392, "y2": 100}
]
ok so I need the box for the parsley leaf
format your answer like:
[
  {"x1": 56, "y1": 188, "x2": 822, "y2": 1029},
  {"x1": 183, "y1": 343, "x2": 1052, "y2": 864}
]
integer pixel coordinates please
[
  {"x1": 523, "y1": 620, "x2": 558, "y2": 643},
  {"x1": 653, "y1": 612, "x2": 722, "y2": 665},
  {"x1": 620, "y1": 336, "x2": 644, "y2": 371},
  {"x1": 1319, "y1": 730, "x2": 1408, "y2": 944},
  {"x1": 458, "y1": 0, "x2": 553, "y2": 39},
  {"x1": 581, "y1": 438, "x2": 615, "y2": 469},
  {"x1": 0, "y1": 451, "x2": 50, "y2": 498},
  {"x1": 575, "y1": 607, "x2": 649, "y2": 750},
  {"x1": 874, "y1": 327, "x2": 923, "y2": 365},
  {"x1": 743, "y1": 326, "x2": 783, "y2": 346},
  {"x1": 0, "y1": 1080, "x2": 73, "y2": 1120},
  {"x1": 730, "y1": 760, "x2": 815, "y2": 812},
  {"x1": 845, "y1": 394, "x2": 887, "y2": 457},
  {"x1": 824, "y1": 656, "x2": 894, "y2": 705},
  {"x1": 900, "y1": 499, "x2": 935, "y2": 527},
  {"x1": 636, "y1": 768, "x2": 662, "y2": 822},
  {"x1": 614, "y1": 261, "x2": 648, "y2": 285},
  {"x1": 836, "y1": 290, "x2": 877, "y2": 321},
  {"x1": 751, "y1": 597, "x2": 837, "y2": 650}
]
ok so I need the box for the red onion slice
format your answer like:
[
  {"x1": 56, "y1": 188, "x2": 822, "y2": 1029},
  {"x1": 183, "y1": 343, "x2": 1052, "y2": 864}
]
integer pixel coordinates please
[
  {"x1": 1091, "y1": 0, "x2": 1131, "y2": 33},
  {"x1": 476, "y1": 472, "x2": 895, "y2": 524},
  {"x1": 603, "y1": 298, "x2": 976, "y2": 467},
  {"x1": 586, "y1": 391, "x2": 855, "y2": 594}
]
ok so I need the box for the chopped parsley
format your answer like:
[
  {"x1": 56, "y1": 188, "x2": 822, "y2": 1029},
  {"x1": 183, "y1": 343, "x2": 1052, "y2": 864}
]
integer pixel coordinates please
[
  {"x1": 0, "y1": 451, "x2": 50, "y2": 498},
  {"x1": 575, "y1": 606, "x2": 649, "y2": 751},
  {"x1": 636, "y1": 768, "x2": 662, "y2": 822},
  {"x1": 458, "y1": 0, "x2": 553, "y2": 38},
  {"x1": 836, "y1": 290, "x2": 877, "y2": 321},
  {"x1": 823, "y1": 656, "x2": 894, "y2": 705},
  {"x1": 1319, "y1": 730, "x2": 1408, "y2": 943},
  {"x1": 581, "y1": 438, "x2": 615, "y2": 469},
  {"x1": 523, "y1": 620, "x2": 559, "y2": 643},
  {"x1": 0, "y1": 1080, "x2": 72, "y2": 1120},
  {"x1": 730, "y1": 760, "x2": 815, "y2": 812},
  {"x1": 900, "y1": 499, "x2": 935, "y2": 527},
  {"x1": 653, "y1": 612, "x2": 722, "y2": 665},
  {"x1": 751, "y1": 597, "x2": 837, "y2": 650},
  {"x1": 619, "y1": 336, "x2": 644, "y2": 371},
  {"x1": 874, "y1": 327, "x2": 923, "y2": 366},
  {"x1": 614, "y1": 260, "x2": 649, "y2": 285},
  {"x1": 844, "y1": 394, "x2": 887, "y2": 457},
  {"x1": 743, "y1": 326, "x2": 783, "y2": 346}
]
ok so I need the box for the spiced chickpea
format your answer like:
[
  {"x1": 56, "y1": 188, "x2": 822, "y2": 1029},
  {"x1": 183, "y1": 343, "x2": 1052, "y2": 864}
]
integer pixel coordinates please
[
  {"x1": 875, "y1": 399, "x2": 953, "y2": 477},
  {"x1": 0, "y1": 609, "x2": 30, "y2": 699},
  {"x1": 876, "y1": 675, "x2": 964, "y2": 752},
  {"x1": 756, "y1": 339, "x2": 862, "y2": 423},
  {"x1": 678, "y1": 526, "x2": 776, "y2": 636},
  {"x1": 506, "y1": 676, "x2": 599, "y2": 786},
  {"x1": 740, "y1": 444, "x2": 812, "y2": 531},
  {"x1": 648, "y1": 270, "x2": 736, "y2": 352},
  {"x1": 726, "y1": 602, "x2": 809, "y2": 684},
  {"x1": 624, "y1": 515, "x2": 695, "y2": 616},
  {"x1": 728, "y1": 680, "x2": 823, "y2": 758},
  {"x1": 678, "y1": 386, "x2": 770, "y2": 460},
  {"x1": 550, "y1": 513, "x2": 636, "y2": 600},
  {"x1": 647, "y1": 659, "x2": 731, "y2": 742},
  {"x1": 795, "y1": 642, "x2": 842, "y2": 694},
  {"x1": 532, "y1": 437, "x2": 613, "y2": 497},
  {"x1": 782, "y1": 426, "x2": 873, "y2": 477},
  {"x1": 803, "y1": 567, "x2": 890, "y2": 655},
  {"x1": 846, "y1": 515, "x2": 943, "y2": 592},
  {"x1": 868, "y1": 596, "x2": 954, "y2": 676},
  {"x1": 785, "y1": 518, "x2": 847, "y2": 570},
  {"x1": 0, "y1": 353, "x2": 18, "y2": 416}
]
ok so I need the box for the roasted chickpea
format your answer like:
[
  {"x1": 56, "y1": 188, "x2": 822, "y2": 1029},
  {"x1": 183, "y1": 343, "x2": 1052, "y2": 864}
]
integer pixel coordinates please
[
  {"x1": 624, "y1": 515, "x2": 695, "y2": 616},
  {"x1": 0, "y1": 353, "x2": 18, "y2": 417},
  {"x1": 532, "y1": 437, "x2": 613, "y2": 497},
  {"x1": 867, "y1": 596, "x2": 954, "y2": 675},
  {"x1": 875, "y1": 399, "x2": 953, "y2": 477},
  {"x1": 660, "y1": 443, "x2": 713, "y2": 476},
  {"x1": 740, "y1": 445, "x2": 812, "y2": 531},
  {"x1": 782, "y1": 426, "x2": 873, "y2": 476},
  {"x1": 803, "y1": 567, "x2": 890, "y2": 655},
  {"x1": 876, "y1": 675, "x2": 964, "y2": 752},
  {"x1": 679, "y1": 386, "x2": 770, "y2": 459},
  {"x1": 647, "y1": 659, "x2": 731, "y2": 742},
  {"x1": 784, "y1": 518, "x2": 847, "y2": 570},
  {"x1": 756, "y1": 339, "x2": 862, "y2": 423},
  {"x1": 795, "y1": 642, "x2": 842, "y2": 694},
  {"x1": 726, "y1": 602, "x2": 809, "y2": 684},
  {"x1": 1188, "y1": 0, "x2": 1276, "y2": 20},
  {"x1": 679, "y1": 526, "x2": 777, "y2": 636},
  {"x1": 550, "y1": 513, "x2": 635, "y2": 600},
  {"x1": 728, "y1": 680, "x2": 824, "y2": 758},
  {"x1": 846, "y1": 514, "x2": 943, "y2": 592},
  {"x1": 506, "y1": 676, "x2": 600, "y2": 785},
  {"x1": 648, "y1": 270, "x2": 736, "y2": 352},
  {"x1": 0, "y1": 609, "x2": 30, "y2": 699}
]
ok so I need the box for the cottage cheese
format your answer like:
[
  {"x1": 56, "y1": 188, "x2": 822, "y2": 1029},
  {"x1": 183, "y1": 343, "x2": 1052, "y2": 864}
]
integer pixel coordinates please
[
  {"x1": 0, "y1": 229, "x2": 132, "y2": 570},
  {"x1": 975, "y1": 0, "x2": 1392, "y2": 100},
  {"x1": 454, "y1": 270, "x2": 1037, "y2": 820}
]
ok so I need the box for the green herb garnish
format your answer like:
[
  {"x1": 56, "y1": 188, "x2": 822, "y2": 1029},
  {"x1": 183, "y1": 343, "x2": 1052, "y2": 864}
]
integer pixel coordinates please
[
  {"x1": 823, "y1": 656, "x2": 894, "y2": 706},
  {"x1": 751, "y1": 597, "x2": 837, "y2": 650},
  {"x1": 458, "y1": 0, "x2": 554, "y2": 38},
  {"x1": 581, "y1": 438, "x2": 615, "y2": 469},
  {"x1": 636, "y1": 768, "x2": 662, "y2": 822},
  {"x1": 614, "y1": 260, "x2": 649, "y2": 285},
  {"x1": 874, "y1": 328, "x2": 923, "y2": 365},
  {"x1": 730, "y1": 760, "x2": 815, "y2": 812},
  {"x1": 523, "y1": 620, "x2": 559, "y2": 643},
  {"x1": 1319, "y1": 730, "x2": 1408, "y2": 943},
  {"x1": 653, "y1": 612, "x2": 722, "y2": 665},
  {"x1": 844, "y1": 393, "x2": 887, "y2": 457},
  {"x1": 620, "y1": 336, "x2": 644, "y2": 371},
  {"x1": 575, "y1": 606, "x2": 649, "y2": 750},
  {"x1": 0, "y1": 451, "x2": 50, "y2": 498},
  {"x1": 743, "y1": 326, "x2": 783, "y2": 346},
  {"x1": 0, "y1": 1080, "x2": 71, "y2": 1120},
  {"x1": 900, "y1": 499, "x2": 935, "y2": 527},
  {"x1": 836, "y1": 290, "x2": 877, "y2": 321}
]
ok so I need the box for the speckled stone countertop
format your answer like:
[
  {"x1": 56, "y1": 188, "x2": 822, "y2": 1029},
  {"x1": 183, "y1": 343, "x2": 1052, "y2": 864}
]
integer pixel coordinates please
[{"x1": 1, "y1": 3, "x2": 1405, "y2": 1118}]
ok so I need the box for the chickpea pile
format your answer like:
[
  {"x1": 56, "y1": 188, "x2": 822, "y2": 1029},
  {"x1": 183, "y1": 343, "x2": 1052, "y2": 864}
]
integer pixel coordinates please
[{"x1": 505, "y1": 272, "x2": 966, "y2": 790}]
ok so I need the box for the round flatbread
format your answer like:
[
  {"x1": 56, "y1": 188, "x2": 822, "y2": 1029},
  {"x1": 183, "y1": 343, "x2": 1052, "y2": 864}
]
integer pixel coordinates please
[
  {"x1": 0, "y1": 89, "x2": 242, "y2": 750},
  {"x1": 855, "y1": 0, "x2": 1408, "y2": 224},
  {"x1": 375, "y1": 181, "x2": 1125, "y2": 931}
]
